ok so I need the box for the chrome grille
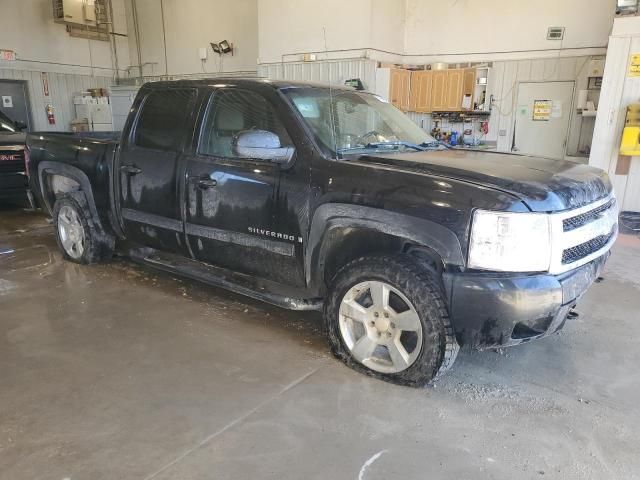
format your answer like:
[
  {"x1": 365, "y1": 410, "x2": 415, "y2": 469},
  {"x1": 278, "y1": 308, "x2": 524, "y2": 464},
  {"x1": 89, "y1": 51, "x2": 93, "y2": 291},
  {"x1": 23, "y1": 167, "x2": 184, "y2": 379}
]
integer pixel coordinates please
[
  {"x1": 549, "y1": 193, "x2": 618, "y2": 275},
  {"x1": 0, "y1": 150, "x2": 24, "y2": 173},
  {"x1": 563, "y1": 198, "x2": 616, "y2": 232},
  {"x1": 561, "y1": 229, "x2": 616, "y2": 264}
]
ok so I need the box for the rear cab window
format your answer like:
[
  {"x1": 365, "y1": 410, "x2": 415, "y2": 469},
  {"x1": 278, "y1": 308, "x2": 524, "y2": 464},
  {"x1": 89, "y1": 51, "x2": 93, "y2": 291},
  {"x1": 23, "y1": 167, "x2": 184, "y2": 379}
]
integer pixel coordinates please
[{"x1": 134, "y1": 89, "x2": 196, "y2": 151}]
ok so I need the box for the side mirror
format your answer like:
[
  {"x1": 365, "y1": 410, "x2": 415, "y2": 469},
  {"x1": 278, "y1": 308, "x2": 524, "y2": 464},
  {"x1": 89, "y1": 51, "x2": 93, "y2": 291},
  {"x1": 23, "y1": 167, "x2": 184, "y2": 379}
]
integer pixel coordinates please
[{"x1": 232, "y1": 130, "x2": 294, "y2": 163}]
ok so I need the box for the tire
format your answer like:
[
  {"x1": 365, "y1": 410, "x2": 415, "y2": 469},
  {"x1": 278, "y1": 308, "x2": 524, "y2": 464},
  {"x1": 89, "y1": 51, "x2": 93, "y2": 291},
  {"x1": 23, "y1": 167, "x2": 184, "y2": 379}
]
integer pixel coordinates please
[
  {"x1": 52, "y1": 193, "x2": 114, "y2": 265},
  {"x1": 324, "y1": 254, "x2": 459, "y2": 387}
]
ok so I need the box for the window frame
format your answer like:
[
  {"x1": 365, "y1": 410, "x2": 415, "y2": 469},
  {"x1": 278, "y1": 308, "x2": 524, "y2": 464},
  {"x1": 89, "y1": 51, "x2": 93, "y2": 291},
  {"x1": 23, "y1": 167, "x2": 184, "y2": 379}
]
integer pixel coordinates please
[
  {"x1": 130, "y1": 87, "x2": 198, "y2": 153},
  {"x1": 196, "y1": 87, "x2": 294, "y2": 162}
]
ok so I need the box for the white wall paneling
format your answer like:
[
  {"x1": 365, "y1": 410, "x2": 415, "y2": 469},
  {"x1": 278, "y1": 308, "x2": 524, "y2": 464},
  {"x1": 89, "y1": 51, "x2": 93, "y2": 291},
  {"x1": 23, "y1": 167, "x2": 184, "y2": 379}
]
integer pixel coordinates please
[
  {"x1": 0, "y1": 69, "x2": 112, "y2": 132},
  {"x1": 590, "y1": 16, "x2": 640, "y2": 212},
  {"x1": 257, "y1": 59, "x2": 378, "y2": 91},
  {"x1": 486, "y1": 56, "x2": 597, "y2": 158}
]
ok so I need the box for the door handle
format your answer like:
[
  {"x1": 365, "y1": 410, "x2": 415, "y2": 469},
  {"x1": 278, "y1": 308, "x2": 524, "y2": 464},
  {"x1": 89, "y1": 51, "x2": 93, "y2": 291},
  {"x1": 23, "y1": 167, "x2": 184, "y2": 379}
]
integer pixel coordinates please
[
  {"x1": 190, "y1": 177, "x2": 217, "y2": 189},
  {"x1": 120, "y1": 165, "x2": 142, "y2": 175}
]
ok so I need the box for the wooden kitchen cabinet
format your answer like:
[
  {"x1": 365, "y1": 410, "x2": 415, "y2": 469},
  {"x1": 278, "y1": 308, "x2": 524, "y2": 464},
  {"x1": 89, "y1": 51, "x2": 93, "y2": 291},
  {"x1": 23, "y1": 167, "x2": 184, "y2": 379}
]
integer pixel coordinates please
[
  {"x1": 445, "y1": 69, "x2": 464, "y2": 111},
  {"x1": 430, "y1": 70, "x2": 448, "y2": 111},
  {"x1": 389, "y1": 68, "x2": 412, "y2": 111},
  {"x1": 387, "y1": 66, "x2": 478, "y2": 113},
  {"x1": 409, "y1": 70, "x2": 433, "y2": 113},
  {"x1": 421, "y1": 67, "x2": 477, "y2": 112},
  {"x1": 462, "y1": 68, "x2": 476, "y2": 110}
]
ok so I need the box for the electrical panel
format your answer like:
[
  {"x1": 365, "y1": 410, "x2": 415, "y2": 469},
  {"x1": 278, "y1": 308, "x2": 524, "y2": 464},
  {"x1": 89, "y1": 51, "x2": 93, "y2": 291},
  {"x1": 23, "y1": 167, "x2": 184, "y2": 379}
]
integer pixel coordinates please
[
  {"x1": 53, "y1": 0, "x2": 96, "y2": 26},
  {"x1": 52, "y1": 0, "x2": 109, "y2": 41}
]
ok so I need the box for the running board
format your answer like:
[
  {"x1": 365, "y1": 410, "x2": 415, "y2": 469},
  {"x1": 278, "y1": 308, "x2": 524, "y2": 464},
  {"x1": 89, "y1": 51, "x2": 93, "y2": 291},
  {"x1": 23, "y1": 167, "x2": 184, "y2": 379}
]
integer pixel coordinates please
[{"x1": 129, "y1": 249, "x2": 323, "y2": 311}]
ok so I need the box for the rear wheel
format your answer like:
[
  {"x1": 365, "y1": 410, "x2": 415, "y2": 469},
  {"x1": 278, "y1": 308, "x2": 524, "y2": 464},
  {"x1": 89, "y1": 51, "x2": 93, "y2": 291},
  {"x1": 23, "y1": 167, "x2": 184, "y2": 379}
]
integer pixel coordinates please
[
  {"x1": 324, "y1": 254, "x2": 458, "y2": 387},
  {"x1": 52, "y1": 194, "x2": 113, "y2": 264}
]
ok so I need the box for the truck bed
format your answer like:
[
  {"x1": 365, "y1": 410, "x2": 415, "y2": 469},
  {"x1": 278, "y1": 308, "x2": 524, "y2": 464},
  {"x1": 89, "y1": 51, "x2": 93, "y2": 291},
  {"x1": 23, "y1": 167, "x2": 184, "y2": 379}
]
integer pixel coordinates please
[{"x1": 26, "y1": 131, "x2": 121, "y2": 229}]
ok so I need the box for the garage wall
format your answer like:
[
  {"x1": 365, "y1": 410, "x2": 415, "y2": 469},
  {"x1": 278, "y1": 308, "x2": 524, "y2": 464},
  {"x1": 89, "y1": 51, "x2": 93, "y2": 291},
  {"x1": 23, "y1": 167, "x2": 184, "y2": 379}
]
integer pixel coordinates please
[
  {"x1": 258, "y1": 0, "x2": 613, "y2": 64},
  {"x1": 0, "y1": 0, "x2": 129, "y2": 132},
  {"x1": 404, "y1": 0, "x2": 614, "y2": 61},
  {"x1": 0, "y1": 0, "x2": 129, "y2": 77},
  {"x1": 257, "y1": 0, "x2": 405, "y2": 64},
  {"x1": 126, "y1": 0, "x2": 259, "y2": 77},
  {"x1": 487, "y1": 56, "x2": 600, "y2": 159},
  {"x1": 0, "y1": 69, "x2": 112, "y2": 132},
  {"x1": 590, "y1": 16, "x2": 640, "y2": 212},
  {"x1": 257, "y1": 59, "x2": 378, "y2": 90}
]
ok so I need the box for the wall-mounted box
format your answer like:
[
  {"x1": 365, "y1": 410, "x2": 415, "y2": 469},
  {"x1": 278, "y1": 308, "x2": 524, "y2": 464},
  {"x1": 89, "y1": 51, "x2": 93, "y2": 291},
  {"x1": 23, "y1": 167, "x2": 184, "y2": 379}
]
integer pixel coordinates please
[{"x1": 588, "y1": 59, "x2": 605, "y2": 78}]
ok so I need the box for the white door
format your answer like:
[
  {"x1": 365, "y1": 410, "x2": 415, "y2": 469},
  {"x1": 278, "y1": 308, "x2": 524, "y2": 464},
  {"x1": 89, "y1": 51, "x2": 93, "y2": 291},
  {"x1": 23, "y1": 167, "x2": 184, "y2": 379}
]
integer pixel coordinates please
[{"x1": 513, "y1": 81, "x2": 575, "y2": 160}]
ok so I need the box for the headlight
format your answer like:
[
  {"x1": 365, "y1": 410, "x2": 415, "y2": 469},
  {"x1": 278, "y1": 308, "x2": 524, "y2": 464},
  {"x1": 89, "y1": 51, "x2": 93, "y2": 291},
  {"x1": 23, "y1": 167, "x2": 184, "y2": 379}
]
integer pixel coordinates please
[{"x1": 468, "y1": 210, "x2": 551, "y2": 272}]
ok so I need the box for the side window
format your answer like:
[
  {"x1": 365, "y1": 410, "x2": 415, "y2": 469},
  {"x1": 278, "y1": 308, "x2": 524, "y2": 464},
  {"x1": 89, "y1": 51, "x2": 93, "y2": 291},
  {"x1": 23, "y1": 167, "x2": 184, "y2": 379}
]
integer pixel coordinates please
[
  {"x1": 134, "y1": 89, "x2": 195, "y2": 151},
  {"x1": 199, "y1": 89, "x2": 292, "y2": 158}
]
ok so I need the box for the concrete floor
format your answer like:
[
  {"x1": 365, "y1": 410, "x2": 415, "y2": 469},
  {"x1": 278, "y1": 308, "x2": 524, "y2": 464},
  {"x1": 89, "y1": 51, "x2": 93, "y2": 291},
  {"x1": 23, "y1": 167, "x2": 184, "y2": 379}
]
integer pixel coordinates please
[{"x1": 1, "y1": 207, "x2": 639, "y2": 480}]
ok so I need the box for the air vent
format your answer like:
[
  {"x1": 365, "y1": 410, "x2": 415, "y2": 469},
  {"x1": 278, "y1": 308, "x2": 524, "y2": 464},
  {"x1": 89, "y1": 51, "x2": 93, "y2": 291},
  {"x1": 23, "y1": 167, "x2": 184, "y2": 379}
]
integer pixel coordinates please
[{"x1": 547, "y1": 27, "x2": 565, "y2": 40}]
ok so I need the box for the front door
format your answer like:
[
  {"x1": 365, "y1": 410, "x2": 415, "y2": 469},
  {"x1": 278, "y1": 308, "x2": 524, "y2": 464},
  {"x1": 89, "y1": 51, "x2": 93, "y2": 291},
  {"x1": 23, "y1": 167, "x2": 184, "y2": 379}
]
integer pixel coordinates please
[
  {"x1": 0, "y1": 80, "x2": 31, "y2": 130},
  {"x1": 116, "y1": 88, "x2": 197, "y2": 253},
  {"x1": 513, "y1": 81, "x2": 575, "y2": 160},
  {"x1": 184, "y1": 87, "x2": 306, "y2": 286}
]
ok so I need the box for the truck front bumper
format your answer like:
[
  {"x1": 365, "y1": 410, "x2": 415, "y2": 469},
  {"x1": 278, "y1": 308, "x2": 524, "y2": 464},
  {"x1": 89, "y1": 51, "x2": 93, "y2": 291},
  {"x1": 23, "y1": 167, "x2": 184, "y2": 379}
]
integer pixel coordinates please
[{"x1": 444, "y1": 253, "x2": 609, "y2": 349}]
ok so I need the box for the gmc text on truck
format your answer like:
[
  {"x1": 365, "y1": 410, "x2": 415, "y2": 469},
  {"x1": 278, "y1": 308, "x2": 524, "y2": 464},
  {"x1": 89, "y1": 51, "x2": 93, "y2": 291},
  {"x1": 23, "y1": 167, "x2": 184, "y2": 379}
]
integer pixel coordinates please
[{"x1": 27, "y1": 79, "x2": 618, "y2": 386}]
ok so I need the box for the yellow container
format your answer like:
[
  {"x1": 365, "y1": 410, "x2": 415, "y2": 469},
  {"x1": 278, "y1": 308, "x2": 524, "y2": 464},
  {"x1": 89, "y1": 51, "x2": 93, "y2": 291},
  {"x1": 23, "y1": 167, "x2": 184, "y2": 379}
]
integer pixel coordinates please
[{"x1": 620, "y1": 126, "x2": 640, "y2": 156}]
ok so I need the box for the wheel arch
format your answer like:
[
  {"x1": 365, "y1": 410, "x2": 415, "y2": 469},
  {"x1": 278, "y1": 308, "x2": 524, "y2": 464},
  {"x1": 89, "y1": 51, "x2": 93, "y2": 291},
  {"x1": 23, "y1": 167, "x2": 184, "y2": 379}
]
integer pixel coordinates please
[
  {"x1": 38, "y1": 161, "x2": 112, "y2": 236},
  {"x1": 307, "y1": 204, "x2": 465, "y2": 294}
]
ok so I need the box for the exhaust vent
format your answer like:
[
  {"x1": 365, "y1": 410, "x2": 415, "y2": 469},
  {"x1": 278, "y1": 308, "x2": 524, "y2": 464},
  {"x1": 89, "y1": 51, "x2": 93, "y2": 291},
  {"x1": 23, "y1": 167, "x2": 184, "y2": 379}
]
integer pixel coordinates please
[{"x1": 547, "y1": 27, "x2": 565, "y2": 40}]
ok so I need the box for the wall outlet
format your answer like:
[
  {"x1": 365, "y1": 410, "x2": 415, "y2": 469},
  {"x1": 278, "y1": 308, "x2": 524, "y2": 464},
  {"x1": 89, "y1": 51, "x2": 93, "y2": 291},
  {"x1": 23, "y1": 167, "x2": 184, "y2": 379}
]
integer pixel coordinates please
[{"x1": 499, "y1": 129, "x2": 507, "y2": 136}]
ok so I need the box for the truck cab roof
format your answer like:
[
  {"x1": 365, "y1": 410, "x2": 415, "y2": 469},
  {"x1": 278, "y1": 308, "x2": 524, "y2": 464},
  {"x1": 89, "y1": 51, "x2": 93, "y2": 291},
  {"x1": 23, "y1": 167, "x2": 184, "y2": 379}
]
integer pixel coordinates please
[{"x1": 140, "y1": 77, "x2": 361, "y2": 93}]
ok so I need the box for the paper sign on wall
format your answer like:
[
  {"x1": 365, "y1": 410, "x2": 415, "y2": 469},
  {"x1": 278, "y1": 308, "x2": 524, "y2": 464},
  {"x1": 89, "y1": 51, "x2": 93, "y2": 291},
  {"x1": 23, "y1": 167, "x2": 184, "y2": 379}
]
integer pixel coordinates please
[
  {"x1": 2, "y1": 96, "x2": 13, "y2": 108},
  {"x1": 533, "y1": 99, "x2": 552, "y2": 121},
  {"x1": 629, "y1": 54, "x2": 640, "y2": 77},
  {"x1": 0, "y1": 49, "x2": 16, "y2": 62},
  {"x1": 41, "y1": 72, "x2": 50, "y2": 97},
  {"x1": 551, "y1": 100, "x2": 563, "y2": 118}
]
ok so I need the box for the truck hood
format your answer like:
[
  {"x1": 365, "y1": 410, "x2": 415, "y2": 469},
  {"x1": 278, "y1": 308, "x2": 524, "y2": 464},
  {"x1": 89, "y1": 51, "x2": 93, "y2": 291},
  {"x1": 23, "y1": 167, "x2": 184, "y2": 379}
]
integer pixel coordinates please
[{"x1": 356, "y1": 149, "x2": 612, "y2": 212}]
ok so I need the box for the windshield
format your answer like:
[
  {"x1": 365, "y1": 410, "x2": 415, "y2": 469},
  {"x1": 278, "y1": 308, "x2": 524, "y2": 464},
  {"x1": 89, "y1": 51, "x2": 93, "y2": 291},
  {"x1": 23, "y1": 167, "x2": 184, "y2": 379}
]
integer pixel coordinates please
[
  {"x1": 0, "y1": 110, "x2": 18, "y2": 133},
  {"x1": 283, "y1": 87, "x2": 437, "y2": 156}
]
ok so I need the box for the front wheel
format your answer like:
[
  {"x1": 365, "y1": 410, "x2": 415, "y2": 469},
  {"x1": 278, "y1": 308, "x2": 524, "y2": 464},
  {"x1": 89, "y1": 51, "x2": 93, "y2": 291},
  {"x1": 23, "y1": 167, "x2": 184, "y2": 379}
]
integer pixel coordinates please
[{"x1": 324, "y1": 254, "x2": 458, "y2": 387}]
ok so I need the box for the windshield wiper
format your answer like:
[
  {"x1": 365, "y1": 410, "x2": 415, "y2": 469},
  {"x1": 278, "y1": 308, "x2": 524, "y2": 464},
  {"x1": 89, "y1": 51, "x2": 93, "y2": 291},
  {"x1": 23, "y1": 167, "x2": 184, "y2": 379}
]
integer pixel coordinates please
[{"x1": 338, "y1": 141, "x2": 426, "y2": 154}]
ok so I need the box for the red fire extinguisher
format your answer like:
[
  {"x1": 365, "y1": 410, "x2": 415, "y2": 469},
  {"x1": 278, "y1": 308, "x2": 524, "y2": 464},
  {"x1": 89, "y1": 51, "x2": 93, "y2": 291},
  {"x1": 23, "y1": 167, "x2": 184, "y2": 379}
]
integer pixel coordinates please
[{"x1": 46, "y1": 104, "x2": 56, "y2": 125}]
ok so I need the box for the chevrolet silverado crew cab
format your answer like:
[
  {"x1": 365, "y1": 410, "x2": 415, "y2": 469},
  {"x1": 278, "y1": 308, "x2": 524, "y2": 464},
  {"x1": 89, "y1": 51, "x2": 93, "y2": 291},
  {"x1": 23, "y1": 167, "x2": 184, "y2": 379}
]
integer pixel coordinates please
[{"x1": 27, "y1": 79, "x2": 618, "y2": 386}]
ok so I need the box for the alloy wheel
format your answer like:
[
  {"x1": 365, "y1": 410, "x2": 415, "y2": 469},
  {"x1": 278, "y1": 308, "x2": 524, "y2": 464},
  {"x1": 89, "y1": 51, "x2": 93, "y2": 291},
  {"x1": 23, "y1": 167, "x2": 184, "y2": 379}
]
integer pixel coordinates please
[{"x1": 338, "y1": 281, "x2": 423, "y2": 374}]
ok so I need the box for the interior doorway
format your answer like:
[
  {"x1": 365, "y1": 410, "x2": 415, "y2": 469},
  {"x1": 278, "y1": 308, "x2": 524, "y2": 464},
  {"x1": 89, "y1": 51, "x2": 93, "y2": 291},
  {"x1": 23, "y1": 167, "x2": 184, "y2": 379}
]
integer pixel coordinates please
[
  {"x1": 0, "y1": 80, "x2": 32, "y2": 130},
  {"x1": 513, "y1": 81, "x2": 575, "y2": 160}
]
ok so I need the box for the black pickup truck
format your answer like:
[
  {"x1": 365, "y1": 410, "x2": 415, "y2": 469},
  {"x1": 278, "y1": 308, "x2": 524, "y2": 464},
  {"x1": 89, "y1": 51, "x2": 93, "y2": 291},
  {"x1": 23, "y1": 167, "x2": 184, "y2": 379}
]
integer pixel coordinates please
[{"x1": 27, "y1": 79, "x2": 618, "y2": 386}]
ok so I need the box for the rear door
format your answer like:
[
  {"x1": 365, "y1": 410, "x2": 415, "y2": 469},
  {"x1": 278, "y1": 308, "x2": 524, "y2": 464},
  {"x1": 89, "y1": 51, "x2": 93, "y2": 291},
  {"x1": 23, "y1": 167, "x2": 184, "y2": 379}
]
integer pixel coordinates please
[
  {"x1": 116, "y1": 88, "x2": 197, "y2": 253},
  {"x1": 183, "y1": 87, "x2": 306, "y2": 286},
  {"x1": 513, "y1": 81, "x2": 575, "y2": 160},
  {"x1": 0, "y1": 80, "x2": 32, "y2": 130}
]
